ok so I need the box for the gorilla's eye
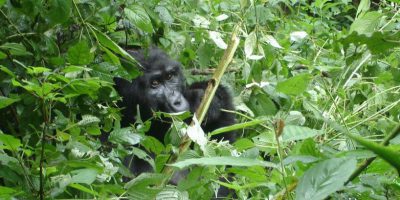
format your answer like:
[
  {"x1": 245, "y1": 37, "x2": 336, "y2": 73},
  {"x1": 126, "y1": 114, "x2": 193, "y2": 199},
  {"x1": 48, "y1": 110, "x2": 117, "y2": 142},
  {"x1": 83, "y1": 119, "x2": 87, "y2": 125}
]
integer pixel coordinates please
[
  {"x1": 166, "y1": 73, "x2": 173, "y2": 80},
  {"x1": 151, "y1": 80, "x2": 160, "y2": 88}
]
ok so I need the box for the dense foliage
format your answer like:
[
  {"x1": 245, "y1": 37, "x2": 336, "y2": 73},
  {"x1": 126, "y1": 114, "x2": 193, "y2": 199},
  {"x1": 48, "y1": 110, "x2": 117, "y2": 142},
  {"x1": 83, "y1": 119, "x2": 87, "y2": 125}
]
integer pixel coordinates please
[{"x1": 0, "y1": 0, "x2": 399, "y2": 199}]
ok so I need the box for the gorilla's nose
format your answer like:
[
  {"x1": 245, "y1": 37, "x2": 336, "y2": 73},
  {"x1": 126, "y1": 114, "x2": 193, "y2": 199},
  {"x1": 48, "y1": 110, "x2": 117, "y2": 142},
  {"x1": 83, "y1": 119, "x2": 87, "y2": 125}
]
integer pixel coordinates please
[
  {"x1": 174, "y1": 99, "x2": 181, "y2": 106},
  {"x1": 170, "y1": 93, "x2": 189, "y2": 112}
]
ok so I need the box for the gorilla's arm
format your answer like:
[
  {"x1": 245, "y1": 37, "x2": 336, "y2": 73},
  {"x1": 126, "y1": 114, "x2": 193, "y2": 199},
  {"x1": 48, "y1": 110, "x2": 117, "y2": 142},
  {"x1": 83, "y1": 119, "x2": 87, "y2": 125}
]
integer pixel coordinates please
[{"x1": 185, "y1": 81, "x2": 236, "y2": 143}]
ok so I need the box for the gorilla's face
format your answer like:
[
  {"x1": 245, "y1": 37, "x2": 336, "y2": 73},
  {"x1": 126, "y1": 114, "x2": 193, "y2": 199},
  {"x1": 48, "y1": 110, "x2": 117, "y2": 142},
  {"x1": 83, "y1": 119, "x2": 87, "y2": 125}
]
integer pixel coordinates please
[{"x1": 142, "y1": 62, "x2": 189, "y2": 113}]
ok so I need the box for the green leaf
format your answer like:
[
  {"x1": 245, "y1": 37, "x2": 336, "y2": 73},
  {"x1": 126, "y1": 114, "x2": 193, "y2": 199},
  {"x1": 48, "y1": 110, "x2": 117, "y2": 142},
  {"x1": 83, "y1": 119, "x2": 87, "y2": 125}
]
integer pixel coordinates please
[
  {"x1": 350, "y1": 11, "x2": 382, "y2": 34},
  {"x1": 170, "y1": 156, "x2": 277, "y2": 169},
  {"x1": 0, "y1": 51, "x2": 6, "y2": 59},
  {"x1": 47, "y1": 0, "x2": 71, "y2": 25},
  {"x1": 281, "y1": 125, "x2": 323, "y2": 142},
  {"x1": 276, "y1": 73, "x2": 312, "y2": 96},
  {"x1": 141, "y1": 136, "x2": 165, "y2": 155},
  {"x1": 77, "y1": 115, "x2": 100, "y2": 126},
  {"x1": 90, "y1": 26, "x2": 141, "y2": 79},
  {"x1": 109, "y1": 128, "x2": 143, "y2": 145},
  {"x1": 347, "y1": 132, "x2": 400, "y2": 173},
  {"x1": 233, "y1": 138, "x2": 255, "y2": 151},
  {"x1": 0, "y1": 133, "x2": 22, "y2": 151},
  {"x1": 124, "y1": 173, "x2": 165, "y2": 200},
  {"x1": 101, "y1": 46, "x2": 121, "y2": 65},
  {"x1": 295, "y1": 157, "x2": 357, "y2": 200},
  {"x1": 0, "y1": 186, "x2": 16, "y2": 197},
  {"x1": 245, "y1": 31, "x2": 257, "y2": 58},
  {"x1": 341, "y1": 31, "x2": 400, "y2": 55},
  {"x1": 0, "y1": 96, "x2": 20, "y2": 109},
  {"x1": 86, "y1": 125, "x2": 101, "y2": 136},
  {"x1": 124, "y1": 6, "x2": 153, "y2": 33},
  {"x1": 0, "y1": 0, "x2": 6, "y2": 7},
  {"x1": 210, "y1": 119, "x2": 264, "y2": 136},
  {"x1": 26, "y1": 66, "x2": 51, "y2": 75},
  {"x1": 0, "y1": 66, "x2": 15, "y2": 77},
  {"x1": 0, "y1": 43, "x2": 32, "y2": 56},
  {"x1": 155, "y1": 6, "x2": 174, "y2": 25},
  {"x1": 283, "y1": 155, "x2": 318, "y2": 165},
  {"x1": 67, "y1": 41, "x2": 94, "y2": 65},
  {"x1": 69, "y1": 183, "x2": 98, "y2": 196},
  {"x1": 247, "y1": 91, "x2": 278, "y2": 116},
  {"x1": 71, "y1": 169, "x2": 98, "y2": 185},
  {"x1": 355, "y1": 0, "x2": 370, "y2": 18},
  {"x1": 157, "y1": 188, "x2": 189, "y2": 199}
]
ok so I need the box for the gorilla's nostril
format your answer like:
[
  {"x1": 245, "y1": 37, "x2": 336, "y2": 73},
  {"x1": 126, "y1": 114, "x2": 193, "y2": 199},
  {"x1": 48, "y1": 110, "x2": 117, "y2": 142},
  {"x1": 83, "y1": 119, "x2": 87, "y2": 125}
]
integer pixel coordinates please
[{"x1": 174, "y1": 101, "x2": 181, "y2": 106}]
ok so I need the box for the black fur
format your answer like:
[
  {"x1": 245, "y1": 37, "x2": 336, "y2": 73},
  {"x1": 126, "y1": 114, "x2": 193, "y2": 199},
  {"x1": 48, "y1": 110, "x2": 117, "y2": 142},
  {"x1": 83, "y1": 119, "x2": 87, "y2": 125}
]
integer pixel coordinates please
[
  {"x1": 113, "y1": 47, "x2": 236, "y2": 143},
  {"x1": 112, "y1": 47, "x2": 236, "y2": 197}
]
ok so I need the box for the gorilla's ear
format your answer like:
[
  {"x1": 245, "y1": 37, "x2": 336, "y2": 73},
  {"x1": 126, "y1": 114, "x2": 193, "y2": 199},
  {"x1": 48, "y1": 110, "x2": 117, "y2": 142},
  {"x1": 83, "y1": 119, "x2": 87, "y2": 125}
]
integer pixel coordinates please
[{"x1": 113, "y1": 77, "x2": 132, "y2": 97}]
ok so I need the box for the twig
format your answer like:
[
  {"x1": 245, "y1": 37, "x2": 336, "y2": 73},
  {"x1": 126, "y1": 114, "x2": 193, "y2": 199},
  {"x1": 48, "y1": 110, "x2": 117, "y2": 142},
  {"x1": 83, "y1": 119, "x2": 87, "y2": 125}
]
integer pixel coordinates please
[
  {"x1": 190, "y1": 68, "x2": 239, "y2": 75},
  {"x1": 161, "y1": 24, "x2": 241, "y2": 183},
  {"x1": 39, "y1": 98, "x2": 53, "y2": 199},
  {"x1": 345, "y1": 123, "x2": 400, "y2": 185}
]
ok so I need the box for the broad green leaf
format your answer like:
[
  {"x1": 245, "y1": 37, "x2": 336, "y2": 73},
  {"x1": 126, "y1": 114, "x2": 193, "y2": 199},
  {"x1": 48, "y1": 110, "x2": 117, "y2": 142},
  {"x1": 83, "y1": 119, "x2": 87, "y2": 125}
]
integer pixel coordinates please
[
  {"x1": 347, "y1": 132, "x2": 400, "y2": 173},
  {"x1": 26, "y1": 66, "x2": 51, "y2": 75},
  {"x1": 124, "y1": 173, "x2": 165, "y2": 200},
  {"x1": 124, "y1": 5, "x2": 153, "y2": 33},
  {"x1": 86, "y1": 125, "x2": 101, "y2": 136},
  {"x1": 281, "y1": 125, "x2": 323, "y2": 142},
  {"x1": 0, "y1": 43, "x2": 32, "y2": 56},
  {"x1": 0, "y1": 0, "x2": 6, "y2": 7},
  {"x1": 0, "y1": 133, "x2": 22, "y2": 150},
  {"x1": 355, "y1": 0, "x2": 370, "y2": 18},
  {"x1": 350, "y1": 11, "x2": 382, "y2": 34},
  {"x1": 101, "y1": 46, "x2": 121, "y2": 65},
  {"x1": 276, "y1": 74, "x2": 312, "y2": 96},
  {"x1": 67, "y1": 41, "x2": 94, "y2": 65},
  {"x1": 341, "y1": 31, "x2": 400, "y2": 55},
  {"x1": 210, "y1": 119, "x2": 264, "y2": 136},
  {"x1": 141, "y1": 136, "x2": 165, "y2": 155},
  {"x1": 209, "y1": 31, "x2": 227, "y2": 49},
  {"x1": 233, "y1": 138, "x2": 255, "y2": 151},
  {"x1": 155, "y1": 6, "x2": 174, "y2": 25},
  {"x1": 170, "y1": 156, "x2": 277, "y2": 169},
  {"x1": 71, "y1": 169, "x2": 98, "y2": 185},
  {"x1": 0, "y1": 154, "x2": 19, "y2": 166},
  {"x1": 64, "y1": 79, "x2": 102, "y2": 97},
  {"x1": 295, "y1": 157, "x2": 357, "y2": 200},
  {"x1": 77, "y1": 115, "x2": 100, "y2": 126},
  {"x1": 283, "y1": 155, "x2": 318, "y2": 165},
  {"x1": 247, "y1": 91, "x2": 278, "y2": 116},
  {"x1": 69, "y1": 183, "x2": 98, "y2": 196},
  {"x1": 47, "y1": 0, "x2": 71, "y2": 25},
  {"x1": 62, "y1": 65, "x2": 90, "y2": 78},
  {"x1": 109, "y1": 128, "x2": 142, "y2": 145},
  {"x1": 0, "y1": 96, "x2": 20, "y2": 109},
  {"x1": 90, "y1": 26, "x2": 141, "y2": 79},
  {"x1": 0, "y1": 186, "x2": 16, "y2": 197},
  {"x1": 157, "y1": 188, "x2": 189, "y2": 200},
  {"x1": 263, "y1": 35, "x2": 282, "y2": 49},
  {"x1": 245, "y1": 31, "x2": 257, "y2": 58}
]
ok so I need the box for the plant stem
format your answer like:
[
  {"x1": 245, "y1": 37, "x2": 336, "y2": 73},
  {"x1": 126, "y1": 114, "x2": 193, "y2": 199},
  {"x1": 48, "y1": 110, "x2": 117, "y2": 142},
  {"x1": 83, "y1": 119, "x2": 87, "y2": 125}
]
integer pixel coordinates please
[{"x1": 161, "y1": 24, "x2": 241, "y2": 183}]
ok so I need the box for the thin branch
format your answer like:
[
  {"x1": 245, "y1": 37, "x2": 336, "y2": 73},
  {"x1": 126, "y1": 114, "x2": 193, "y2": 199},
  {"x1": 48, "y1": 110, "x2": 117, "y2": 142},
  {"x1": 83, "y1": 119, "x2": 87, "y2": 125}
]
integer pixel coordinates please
[
  {"x1": 161, "y1": 24, "x2": 241, "y2": 183},
  {"x1": 190, "y1": 68, "x2": 239, "y2": 75}
]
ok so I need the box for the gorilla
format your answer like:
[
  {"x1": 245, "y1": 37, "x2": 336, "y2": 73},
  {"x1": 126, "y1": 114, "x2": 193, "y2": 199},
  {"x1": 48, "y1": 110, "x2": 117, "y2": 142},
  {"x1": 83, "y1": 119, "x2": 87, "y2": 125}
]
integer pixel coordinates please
[
  {"x1": 113, "y1": 47, "x2": 236, "y2": 143},
  {"x1": 112, "y1": 47, "x2": 236, "y2": 197}
]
